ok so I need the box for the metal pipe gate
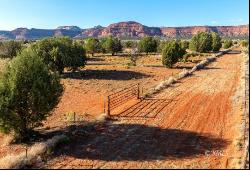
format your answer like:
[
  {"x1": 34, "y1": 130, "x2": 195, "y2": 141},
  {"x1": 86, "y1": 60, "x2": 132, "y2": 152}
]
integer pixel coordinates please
[{"x1": 105, "y1": 84, "x2": 140, "y2": 116}]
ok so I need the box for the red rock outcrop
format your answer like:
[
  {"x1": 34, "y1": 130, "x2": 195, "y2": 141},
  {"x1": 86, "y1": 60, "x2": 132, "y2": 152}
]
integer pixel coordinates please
[
  {"x1": 161, "y1": 25, "x2": 249, "y2": 38},
  {"x1": 0, "y1": 22, "x2": 248, "y2": 40}
]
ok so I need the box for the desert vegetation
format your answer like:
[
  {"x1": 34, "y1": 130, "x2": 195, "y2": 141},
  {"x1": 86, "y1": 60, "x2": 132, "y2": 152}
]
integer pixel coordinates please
[
  {"x1": 85, "y1": 38, "x2": 101, "y2": 56},
  {"x1": 101, "y1": 36, "x2": 123, "y2": 56},
  {"x1": 31, "y1": 37, "x2": 86, "y2": 74},
  {"x1": 0, "y1": 48, "x2": 63, "y2": 141},
  {"x1": 189, "y1": 32, "x2": 222, "y2": 53},
  {"x1": 162, "y1": 40, "x2": 186, "y2": 68},
  {"x1": 0, "y1": 32, "x2": 227, "y2": 141},
  {"x1": 223, "y1": 39, "x2": 233, "y2": 49},
  {"x1": 240, "y1": 40, "x2": 249, "y2": 48},
  {"x1": 211, "y1": 32, "x2": 222, "y2": 52},
  {"x1": 0, "y1": 40, "x2": 23, "y2": 58},
  {"x1": 138, "y1": 36, "x2": 158, "y2": 54},
  {"x1": 0, "y1": 29, "x2": 247, "y2": 169}
]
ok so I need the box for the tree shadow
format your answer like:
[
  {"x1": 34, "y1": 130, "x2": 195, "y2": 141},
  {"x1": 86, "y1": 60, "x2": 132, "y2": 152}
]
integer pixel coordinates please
[
  {"x1": 142, "y1": 65, "x2": 164, "y2": 68},
  {"x1": 62, "y1": 70, "x2": 151, "y2": 80},
  {"x1": 86, "y1": 62, "x2": 115, "y2": 66},
  {"x1": 87, "y1": 57, "x2": 105, "y2": 62},
  {"x1": 202, "y1": 67, "x2": 221, "y2": 70},
  {"x1": 175, "y1": 65, "x2": 194, "y2": 69},
  {"x1": 226, "y1": 50, "x2": 241, "y2": 54},
  {"x1": 47, "y1": 122, "x2": 229, "y2": 162}
]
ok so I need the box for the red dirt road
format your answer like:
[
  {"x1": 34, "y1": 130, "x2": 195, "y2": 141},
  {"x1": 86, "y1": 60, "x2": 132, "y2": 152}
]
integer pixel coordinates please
[{"x1": 41, "y1": 49, "x2": 244, "y2": 169}]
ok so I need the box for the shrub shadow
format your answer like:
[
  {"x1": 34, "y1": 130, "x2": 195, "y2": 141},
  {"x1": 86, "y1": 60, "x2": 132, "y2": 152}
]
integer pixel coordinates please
[
  {"x1": 47, "y1": 122, "x2": 229, "y2": 161},
  {"x1": 202, "y1": 67, "x2": 221, "y2": 70},
  {"x1": 87, "y1": 57, "x2": 105, "y2": 62},
  {"x1": 175, "y1": 65, "x2": 194, "y2": 69},
  {"x1": 62, "y1": 70, "x2": 151, "y2": 80},
  {"x1": 226, "y1": 50, "x2": 241, "y2": 54}
]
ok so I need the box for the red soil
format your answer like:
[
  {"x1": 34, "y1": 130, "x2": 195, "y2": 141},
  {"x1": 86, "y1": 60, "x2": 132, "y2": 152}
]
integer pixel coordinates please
[{"x1": 39, "y1": 49, "x2": 245, "y2": 168}]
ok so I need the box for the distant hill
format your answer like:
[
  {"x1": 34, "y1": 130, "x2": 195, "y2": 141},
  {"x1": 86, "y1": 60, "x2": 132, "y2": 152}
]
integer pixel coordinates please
[{"x1": 0, "y1": 21, "x2": 248, "y2": 40}]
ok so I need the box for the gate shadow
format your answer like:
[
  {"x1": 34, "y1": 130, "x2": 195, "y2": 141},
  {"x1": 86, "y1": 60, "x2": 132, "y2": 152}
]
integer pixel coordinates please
[{"x1": 114, "y1": 98, "x2": 177, "y2": 118}]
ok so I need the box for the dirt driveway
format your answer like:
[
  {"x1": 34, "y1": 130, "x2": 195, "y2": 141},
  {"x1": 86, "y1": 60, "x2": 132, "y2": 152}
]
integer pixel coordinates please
[{"x1": 40, "y1": 48, "x2": 245, "y2": 169}]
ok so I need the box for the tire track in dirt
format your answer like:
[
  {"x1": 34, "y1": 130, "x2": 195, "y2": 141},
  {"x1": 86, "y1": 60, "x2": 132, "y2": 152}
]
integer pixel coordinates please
[{"x1": 151, "y1": 51, "x2": 242, "y2": 168}]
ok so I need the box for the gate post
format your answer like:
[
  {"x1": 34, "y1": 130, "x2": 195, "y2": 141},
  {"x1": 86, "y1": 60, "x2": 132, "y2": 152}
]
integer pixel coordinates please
[
  {"x1": 73, "y1": 112, "x2": 76, "y2": 123},
  {"x1": 137, "y1": 83, "x2": 140, "y2": 99},
  {"x1": 107, "y1": 96, "x2": 110, "y2": 117},
  {"x1": 103, "y1": 97, "x2": 106, "y2": 114}
]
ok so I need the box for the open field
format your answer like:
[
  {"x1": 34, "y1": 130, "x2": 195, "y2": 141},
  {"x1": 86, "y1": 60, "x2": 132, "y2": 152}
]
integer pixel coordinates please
[
  {"x1": 0, "y1": 47, "x2": 247, "y2": 169},
  {"x1": 44, "y1": 53, "x2": 207, "y2": 129},
  {"x1": 30, "y1": 47, "x2": 246, "y2": 169},
  {"x1": 0, "y1": 0, "x2": 248, "y2": 168},
  {"x1": 0, "y1": 53, "x2": 207, "y2": 158}
]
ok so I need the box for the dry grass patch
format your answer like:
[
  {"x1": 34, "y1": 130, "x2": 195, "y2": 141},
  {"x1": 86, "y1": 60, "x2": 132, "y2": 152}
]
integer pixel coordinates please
[
  {"x1": 0, "y1": 58, "x2": 9, "y2": 73},
  {"x1": 0, "y1": 135, "x2": 68, "y2": 169}
]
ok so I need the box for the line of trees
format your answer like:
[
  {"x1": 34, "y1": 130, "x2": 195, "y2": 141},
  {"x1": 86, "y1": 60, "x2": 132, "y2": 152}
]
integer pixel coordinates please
[
  {"x1": 0, "y1": 32, "x2": 241, "y2": 141},
  {"x1": 189, "y1": 32, "x2": 222, "y2": 53},
  {"x1": 85, "y1": 36, "x2": 122, "y2": 56},
  {"x1": 31, "y1": 37, "x2": 86, "y2": 74}
]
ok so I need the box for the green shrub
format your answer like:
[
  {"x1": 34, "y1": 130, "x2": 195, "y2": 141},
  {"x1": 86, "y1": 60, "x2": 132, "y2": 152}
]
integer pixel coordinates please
[
  {"x1": 157, "y1": 41, "x2": 170, "y2": 53},
  {"x1": 85, "y1": 38, "x2": 100, "y2": 56},
  {"x1": 223, "y1": 39, "x2": 233, "y2": 49},
  {"x1": 240, "y1": 40, "x2": 249, "y2": 47},
  {"x1": 162, "y1": 41, "x2": 186, "y2": 68},
  {"x1": 98, "y1": 39, "x2": 107, "y2": 53},
  {"x1": 127, "y1": 53, "x2": 138, "y2": 67},
  {"x1": 0, "y1": 40, "x2": 23, "y2": 58},
  {"x1": 138, "y1": 36, "x2": 158, "y2": 54},
  {"x1": 123, "y1": 40, "x2": 138, "y2": 49},
  {"x1": 0, "y1": 49, "x2": 63, "y2": 141},
  {"x1": 102, "y1": 36, "x2": 122, "y2": 55},
  {"x1": 69, "y1": 42, "x2": 87, "y2": 72},
  {"x1": 211, "y1": 32, "x2": 222, "y2": 52},
  {"x1": 31, "y1": 37, "x2": 86, "y2": 74},
  {"x1": 189, "y1": 32, "x2": 213, "y2": 53},
  {"x1": 180, "y1": 40, "x2": 190, "y2": 51}
]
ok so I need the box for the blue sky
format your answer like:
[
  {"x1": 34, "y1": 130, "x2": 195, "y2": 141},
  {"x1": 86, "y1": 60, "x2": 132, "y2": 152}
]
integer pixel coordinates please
[{"x1": 0, "y1": 0, "x2": 249, "y2": 30}]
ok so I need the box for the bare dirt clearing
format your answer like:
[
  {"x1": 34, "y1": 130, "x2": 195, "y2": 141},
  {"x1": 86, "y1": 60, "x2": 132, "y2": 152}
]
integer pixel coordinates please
[
  {"x1": 38, "y1": 48, "x2": 245, "y2": 169},
  {"x1": 0, "y1": 54, "x2": 203, "y2": 159},
  {"x1": 44, "y1": 54, "x2": 204, "y2": 129}
]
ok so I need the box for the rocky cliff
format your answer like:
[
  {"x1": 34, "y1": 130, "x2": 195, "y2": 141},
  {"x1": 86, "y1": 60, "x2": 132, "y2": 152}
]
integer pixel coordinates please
[
  {"x1": 0, "y1": 21, "x2": 248, "y2": 40},
  {"x1": 161, "y1": 25, "x2": 249, "y2": 38}
]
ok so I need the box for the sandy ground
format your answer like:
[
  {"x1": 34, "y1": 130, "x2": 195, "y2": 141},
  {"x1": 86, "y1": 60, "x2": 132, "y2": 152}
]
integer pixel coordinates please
[
  {"x1": 0, "y1": 54, "x2": 201, "y2": 159},
  {"x1": 44, "y1": 54, "x2": 201, "y2": 128},
  {"x1": 35, "y1": 48, "x2": 246, "y2": 169}
]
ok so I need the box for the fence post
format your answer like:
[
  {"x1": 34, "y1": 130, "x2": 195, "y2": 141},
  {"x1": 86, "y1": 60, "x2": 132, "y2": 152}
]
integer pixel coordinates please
[
  {"x1": 107, "y1": 96, "x2": 110, "y2": 117},
  {"x1": 73, "y1": 112, "x2": 76, "y2": 123},
  {"x1": 25, "y1": 145, "x2": 28, "y2": 158},
  {"x1": 141, "y1": 86, "x2": 144, "y2": 99},
  {"x1": 137, "y1": 83, "x2": 140, "y2": 99},
  {"x1": 103, "y1": 97, "x2": 106, "y2": 114}
]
